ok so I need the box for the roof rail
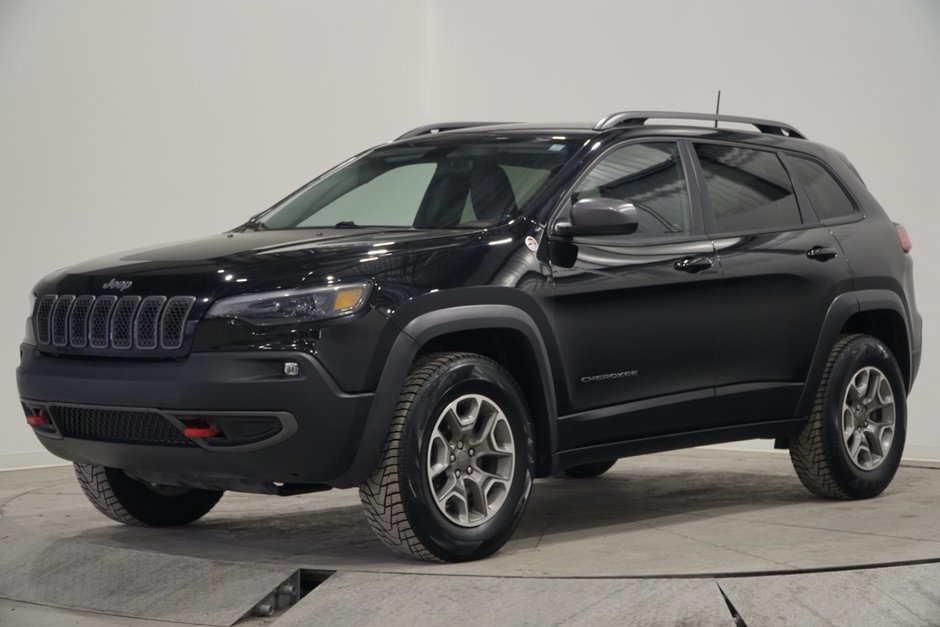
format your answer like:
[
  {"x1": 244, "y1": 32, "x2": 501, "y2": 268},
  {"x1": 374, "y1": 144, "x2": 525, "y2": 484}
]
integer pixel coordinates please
[
  {"x1": 395, "y1": 122, "x2": 509, "y2": 141},
  {"x1": 593, "y1": 110, "x2": 805, "y2": 139}
]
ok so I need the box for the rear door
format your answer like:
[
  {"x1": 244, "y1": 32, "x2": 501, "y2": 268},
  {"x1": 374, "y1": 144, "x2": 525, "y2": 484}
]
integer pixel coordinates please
[
  {"x1": 547, "y1": 141, "x2": 722, "y2": 448},
  {"x1": 690, "y1": 142, "x2": 852, "y2": 427}
]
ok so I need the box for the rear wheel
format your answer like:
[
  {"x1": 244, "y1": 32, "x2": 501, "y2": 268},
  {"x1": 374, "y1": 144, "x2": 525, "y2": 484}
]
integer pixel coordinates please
[
  {"x1": 74, "y1": 463, "x2": 223, "y2": 526},
  {"x1": 360, "y1": 353, "x2": 534, "y2": 562},
  {"x1": 563, "y1": 460, "x2": 617, "y2": 478},
  {"x1": 789, "y1": 334, "x2": 906, "y2": 499}
]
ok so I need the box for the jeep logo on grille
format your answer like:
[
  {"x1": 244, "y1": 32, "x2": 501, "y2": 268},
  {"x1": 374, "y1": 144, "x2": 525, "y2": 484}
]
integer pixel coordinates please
[{"x1": 102, "y1": 279, "x2": 133, "y2": 291}]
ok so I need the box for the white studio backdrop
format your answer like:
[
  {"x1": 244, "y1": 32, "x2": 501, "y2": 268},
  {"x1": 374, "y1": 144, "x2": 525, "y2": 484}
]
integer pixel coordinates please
[{"x1": 0, "y1": 0, "x2": 937, "y2": 466}]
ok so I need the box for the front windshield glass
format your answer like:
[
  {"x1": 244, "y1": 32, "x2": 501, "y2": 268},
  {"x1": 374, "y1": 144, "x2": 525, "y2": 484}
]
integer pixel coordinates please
[{"x1": 258, "y1": 138, "x2": 580, "y2": 230}]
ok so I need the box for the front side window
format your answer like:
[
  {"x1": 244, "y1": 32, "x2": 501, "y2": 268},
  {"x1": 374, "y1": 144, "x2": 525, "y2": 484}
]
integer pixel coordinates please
[
  {"x1": 259, "y1": 139, "x2": 580, "y2": 230},
  {"x1": 784, "y1": 155, "x2": 857, "y2": 221},
  {"x1": 572, "y1": 142, "x2": 692, "y2": 240},
  {"x1": 695, "y1": 144, "x2": 801, "y2": 233}
]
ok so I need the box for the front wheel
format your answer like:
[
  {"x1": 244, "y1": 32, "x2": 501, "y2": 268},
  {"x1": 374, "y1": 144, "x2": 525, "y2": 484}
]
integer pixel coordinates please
[
  {"x1": 74, "y1": 463, "x2": 223, "y2": 526},
  {"x1": 360, "y1": 353, "x2": 534, "y2": 562},
  {"x1": 789, "y1": 334, "x2": 906, "y2": 499}
]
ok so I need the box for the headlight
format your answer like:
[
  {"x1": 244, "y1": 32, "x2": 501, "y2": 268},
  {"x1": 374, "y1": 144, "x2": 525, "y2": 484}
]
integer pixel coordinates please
[{"x1": 205, "y1": 282, "x2": 371, "y2": 326}]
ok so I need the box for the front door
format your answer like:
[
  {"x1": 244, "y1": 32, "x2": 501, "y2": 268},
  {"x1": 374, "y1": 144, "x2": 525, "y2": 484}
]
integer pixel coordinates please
[{"x1": 546, "y1": 141, "x2": 722, "y2": 448}]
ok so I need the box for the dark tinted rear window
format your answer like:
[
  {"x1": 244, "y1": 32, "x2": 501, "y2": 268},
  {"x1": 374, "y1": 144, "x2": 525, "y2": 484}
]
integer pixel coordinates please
[
  {"x1": 785, "y1": 156, "x2": 857, "y2": 221},
  {"x1": 695, "y1": 144, "x2": 801, "y2": 233}
]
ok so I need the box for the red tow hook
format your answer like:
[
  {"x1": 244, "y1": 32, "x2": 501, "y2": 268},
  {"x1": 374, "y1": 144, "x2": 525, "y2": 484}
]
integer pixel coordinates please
[
  {"x1": 26, "y1": 415, "x2": 50, "y2": 427},
  {"x1": 183, "y1": 425, "x2": 221, "y2": 439}
]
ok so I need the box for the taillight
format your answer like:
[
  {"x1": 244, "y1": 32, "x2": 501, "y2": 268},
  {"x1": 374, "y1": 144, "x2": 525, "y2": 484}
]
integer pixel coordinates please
[{"x1": 895, "y1": 223, "x2": 912, "y2": 254}]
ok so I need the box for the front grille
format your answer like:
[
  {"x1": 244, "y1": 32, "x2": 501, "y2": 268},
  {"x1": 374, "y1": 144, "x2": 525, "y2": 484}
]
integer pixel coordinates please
[
  {"x1": 34, "y1": 293, "x2": 196, "y2": 352},
  {"x1": 50, "y1": 405, "x2": 196, "y2": 447}
]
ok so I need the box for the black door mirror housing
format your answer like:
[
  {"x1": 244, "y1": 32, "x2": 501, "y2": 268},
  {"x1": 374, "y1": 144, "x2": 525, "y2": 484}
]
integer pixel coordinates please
[{"x1": 554, "y1": 198, "x2": 639, "y2": 236}]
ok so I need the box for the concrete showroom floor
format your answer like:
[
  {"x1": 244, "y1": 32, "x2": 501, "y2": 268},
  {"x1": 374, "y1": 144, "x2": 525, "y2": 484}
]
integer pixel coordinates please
[{"x1": 1, "y1": 448, "x2": 938, "y2": 626}]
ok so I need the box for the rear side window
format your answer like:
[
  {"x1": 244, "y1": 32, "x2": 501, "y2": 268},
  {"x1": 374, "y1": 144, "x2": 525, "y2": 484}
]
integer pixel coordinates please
[
  {"x1": 785, "y1": 156, "x2": 857, "y2": 221},
  {"x1": 694, "y1": 144, "x2": 801, "y2": 233}
]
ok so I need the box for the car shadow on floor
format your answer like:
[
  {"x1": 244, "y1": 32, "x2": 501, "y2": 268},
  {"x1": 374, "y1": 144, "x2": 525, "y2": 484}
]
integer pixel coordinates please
[{"x1": 68, "y1": 465, "x2": 823, "y2": 566}]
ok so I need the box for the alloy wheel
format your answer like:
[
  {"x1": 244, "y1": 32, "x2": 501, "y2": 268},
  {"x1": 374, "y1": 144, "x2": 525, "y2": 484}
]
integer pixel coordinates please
[
  {"x1": 841, "y1": 366, "x2": 896, "y2": 471},
  {"x1": 426, "y1": 394, "x2": 515, "y2": 527}
]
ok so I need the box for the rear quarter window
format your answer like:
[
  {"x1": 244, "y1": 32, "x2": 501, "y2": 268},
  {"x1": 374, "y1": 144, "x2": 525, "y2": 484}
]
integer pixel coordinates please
[{"x1": 784, "y1": 155, "x2": 857, "y2": 221}]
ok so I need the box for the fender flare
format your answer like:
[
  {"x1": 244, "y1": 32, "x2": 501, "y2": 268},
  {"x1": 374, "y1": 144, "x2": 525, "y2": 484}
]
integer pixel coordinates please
[
  {"x1": 328, "y1": 304, "x2": 557, "y2": 488},
  {"x1": 795, "y1": 289, "x2": 912, "y2": 416}
]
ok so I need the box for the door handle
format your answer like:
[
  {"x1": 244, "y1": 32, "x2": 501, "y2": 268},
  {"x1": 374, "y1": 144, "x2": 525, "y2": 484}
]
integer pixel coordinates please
[
  {"x1": 805, "y1": 246, "x2": 838, "y2": 261},
  {"x1": 674, "y1": 256, "x2": 714, "y2": 273}
]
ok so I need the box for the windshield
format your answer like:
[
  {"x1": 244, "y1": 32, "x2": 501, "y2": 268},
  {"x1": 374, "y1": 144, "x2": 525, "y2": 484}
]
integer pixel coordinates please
[{"x1": 257, "y1": 138, "x2": 580, "y2": 230}]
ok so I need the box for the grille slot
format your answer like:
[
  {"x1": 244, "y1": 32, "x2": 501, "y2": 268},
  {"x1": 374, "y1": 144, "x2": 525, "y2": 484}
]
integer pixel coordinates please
[
  {"x1": 36, "y1": 295, "x2": 57, "y2": 344},
  {"x1": 134, "y1": 296, "x2": 166, "y2": 349},
  {"x1": 110, "y1": 296, "x2": 141, "y2": 349},
  {"x1": 50, "y1": 405, "x2": 196, "y2": 447},
  {"x1": 88, "y1": 296, "x2": 117, "y2": 348},
  {"x1": 69, "y1": 295, "x2": 95, "y2": 348},
  {"x1": 34, "y1": 292, "x2": 196, "y2": 353},
  {"x1": 51, "y1": 295, "x2": 75, "y2": 347},
  {"x1": 161, "y1": 296, "x2": 196, "y2": 349}
]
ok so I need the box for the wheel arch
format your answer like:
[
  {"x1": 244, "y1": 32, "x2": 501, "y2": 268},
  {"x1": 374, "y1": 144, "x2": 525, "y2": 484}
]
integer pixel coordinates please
[
  {"x1": 796, "y1": 290, "x2": 914, "y2": 417},
  {"x1": 329, "y1": 305, "x2": 558, "y2": 487},
  {"x1": 839, "y1": 308, "x2": 911, "y2": 391}
]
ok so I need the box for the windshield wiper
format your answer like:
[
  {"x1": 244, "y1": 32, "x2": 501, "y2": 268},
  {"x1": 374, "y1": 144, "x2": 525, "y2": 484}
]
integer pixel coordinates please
[
  {"x1": 334, "y1": 221, "x2": 363, "y2": 229},
  {"x1": 241, "y1": 219, "x2": 269, "y2": 231}
]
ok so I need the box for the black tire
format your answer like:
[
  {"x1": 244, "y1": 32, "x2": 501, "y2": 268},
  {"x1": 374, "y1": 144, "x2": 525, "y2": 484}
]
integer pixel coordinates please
[
  {"x1": 74, "y1": 463, "x2": 223, "y2": 526},
  {"x1": 359, "y1": 352, "x2": 534, "y2": 562},
  {"x1": 563, "y1": 460, "x2": 617, "y2": 479},
  {"x1": 789, "y1": 334, "x2": 907, "y2": 499}
]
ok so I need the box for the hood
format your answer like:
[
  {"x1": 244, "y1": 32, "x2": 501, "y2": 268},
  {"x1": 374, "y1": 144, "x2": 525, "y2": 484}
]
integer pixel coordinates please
[{"x1": 36, "y1": 227, "x2": 488, "y2": 299}]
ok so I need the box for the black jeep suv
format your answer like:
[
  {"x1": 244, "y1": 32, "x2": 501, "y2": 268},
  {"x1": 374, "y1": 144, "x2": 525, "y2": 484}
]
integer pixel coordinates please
[{"x1": 17, "y1": 111, "x2": 921, "y2": 562}]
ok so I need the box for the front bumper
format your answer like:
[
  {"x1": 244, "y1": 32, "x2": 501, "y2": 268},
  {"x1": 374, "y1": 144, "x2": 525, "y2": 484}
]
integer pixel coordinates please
[{"x1": 16, "y1": 346, "x2": 373, "y2": 487}]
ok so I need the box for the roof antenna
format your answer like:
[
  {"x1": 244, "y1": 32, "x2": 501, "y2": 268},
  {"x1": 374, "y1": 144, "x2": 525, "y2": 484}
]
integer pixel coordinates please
[{"x1": 714, "y1": 90, "x2": 721, "y2": 128}]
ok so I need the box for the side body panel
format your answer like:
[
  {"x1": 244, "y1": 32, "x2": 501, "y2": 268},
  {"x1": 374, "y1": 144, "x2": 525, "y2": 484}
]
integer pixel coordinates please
[
  {"x1": 708, "y1": 228, "x2": 852, "y2": 426},
  {"x1": 547, "y1": 239, "x2": 721, "y2": 445}
]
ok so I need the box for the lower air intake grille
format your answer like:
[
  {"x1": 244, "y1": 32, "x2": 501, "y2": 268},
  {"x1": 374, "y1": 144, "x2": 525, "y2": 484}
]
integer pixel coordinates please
[{"x1": 50, "y1": 405, "x2": 196, "y2": 447}]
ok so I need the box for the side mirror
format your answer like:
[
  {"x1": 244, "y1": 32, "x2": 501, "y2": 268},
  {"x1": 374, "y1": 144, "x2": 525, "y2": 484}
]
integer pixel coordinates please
[{"x1": 554, "y1": 198, "x2": 639, "y2": 236}]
